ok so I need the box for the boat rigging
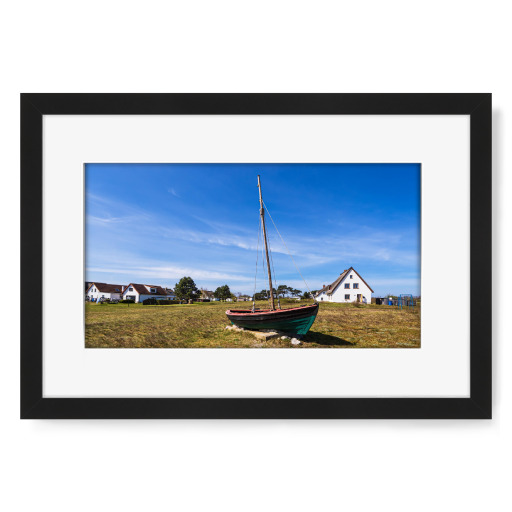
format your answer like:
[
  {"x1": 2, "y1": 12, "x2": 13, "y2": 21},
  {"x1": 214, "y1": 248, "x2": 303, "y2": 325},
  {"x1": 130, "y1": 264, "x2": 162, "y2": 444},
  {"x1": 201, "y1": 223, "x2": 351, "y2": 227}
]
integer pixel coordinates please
[{"x1": 225, "y1": 175, "x2": 319, "y2": 337}]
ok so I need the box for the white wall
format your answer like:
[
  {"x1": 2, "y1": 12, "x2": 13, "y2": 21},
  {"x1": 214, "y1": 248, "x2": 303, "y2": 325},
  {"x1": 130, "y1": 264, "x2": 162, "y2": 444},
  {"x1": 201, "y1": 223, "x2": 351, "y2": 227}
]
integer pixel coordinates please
[
  {"x1": 88, "y1": 291, "x2": 122, "y2": 301},
  {"x1": 330, "y1": 272, "x2": 372, "y2": 303},
  {"x1": 87, "y1": 287, "x2": 122, "y2": 301},
  {"x1": 122, "y1": 286, "x2": 170, "y2": 302},
  {"x1": 122, "y1": 286, "x2": 139, "y2": 302},
  {"x1": 316, "y1": 290, "x2": 329, "y2": 302},
  {"x1": 1, "y1": 3, "x2": 510, "y2": 512}
]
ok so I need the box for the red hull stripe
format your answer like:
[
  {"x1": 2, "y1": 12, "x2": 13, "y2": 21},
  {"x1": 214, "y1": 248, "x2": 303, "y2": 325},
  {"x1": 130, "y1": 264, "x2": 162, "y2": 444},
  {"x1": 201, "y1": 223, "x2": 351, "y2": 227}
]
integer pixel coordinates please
[{"x1": 225, "y1": 305, "x2": 317, "y2": 317}]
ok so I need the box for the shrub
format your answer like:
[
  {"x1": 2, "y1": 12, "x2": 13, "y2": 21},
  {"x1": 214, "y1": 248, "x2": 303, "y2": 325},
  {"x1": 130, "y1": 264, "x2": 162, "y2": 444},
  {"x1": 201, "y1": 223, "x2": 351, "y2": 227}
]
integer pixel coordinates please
[
  {"x1": 143, "y1": 298, "x2": 180, "y2": 305},
  {"x1": 279, "y1": 298, "x2": 304, "y2": 305},
  {"x1": 120, "y1": 299, "x2": 135, "y2": 304}
]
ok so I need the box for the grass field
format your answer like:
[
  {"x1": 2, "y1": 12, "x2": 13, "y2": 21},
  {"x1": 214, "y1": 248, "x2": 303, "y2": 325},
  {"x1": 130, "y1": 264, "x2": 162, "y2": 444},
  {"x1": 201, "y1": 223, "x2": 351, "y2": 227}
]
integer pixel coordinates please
[{"x1": 85, "y1": 300, "x2": 420, "y2": 348}]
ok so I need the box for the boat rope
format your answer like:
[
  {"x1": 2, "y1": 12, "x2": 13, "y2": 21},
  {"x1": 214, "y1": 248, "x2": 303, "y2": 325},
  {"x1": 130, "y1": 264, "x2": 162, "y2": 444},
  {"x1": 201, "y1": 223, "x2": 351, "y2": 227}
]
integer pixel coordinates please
[
  {"x1": 253, "y1": 217, "x2": 269, "y2": 306},
  {"x1": 252, "y1": 216, "x2": 262, "y2": 312},
  {"x1": 259, "y1": 219, "x2": 270, "y2": 306},
  {"x1": 262, "y1": 200, "x2": 317, "y2": 302},
  {"x1": 267, "y1": 235, "x2": 281, "y2": 309}
]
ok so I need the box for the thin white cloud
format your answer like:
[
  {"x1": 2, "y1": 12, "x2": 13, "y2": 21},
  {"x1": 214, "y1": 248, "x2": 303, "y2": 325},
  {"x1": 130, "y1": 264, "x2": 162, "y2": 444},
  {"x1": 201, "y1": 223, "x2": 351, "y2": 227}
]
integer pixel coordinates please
[
  {"x1": 86, "y1": 264, "x2": 248, "y2": 281},
  {"x1": 88, "y1": 192, "x2": 417, "y2": 266},
  {"x1": 87, "y1": 215, "x2": 136, "y2": 225}
]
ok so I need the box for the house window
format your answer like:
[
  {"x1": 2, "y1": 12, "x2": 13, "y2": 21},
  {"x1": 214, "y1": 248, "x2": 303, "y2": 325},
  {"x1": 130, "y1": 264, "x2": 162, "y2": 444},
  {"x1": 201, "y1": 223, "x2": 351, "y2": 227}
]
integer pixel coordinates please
[
  {"x1": 128, "y1": 287, "x2": 133, "y2": 292},
  {"x1": 353, "y1": 283, "x2": 359, "y2": 289},
  {"x1": 150, "y1": 288, "x2": 156, "y2": 293},
  {"x1": 345, "y1": 294, "x2": 350, "y2": 300},
  {"x1": 350, "y1": 275, "x2": 353, "y2": 279},
  {"x1": 344, "y1": 283, "x2": 350, "y2": 289}
]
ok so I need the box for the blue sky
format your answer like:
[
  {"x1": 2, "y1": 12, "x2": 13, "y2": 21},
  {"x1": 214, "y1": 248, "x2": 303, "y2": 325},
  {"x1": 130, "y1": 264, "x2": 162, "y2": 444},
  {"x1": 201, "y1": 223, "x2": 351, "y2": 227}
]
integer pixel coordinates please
[{"x1": 85, "y1": 163, "x2": 421, "y2": 296}]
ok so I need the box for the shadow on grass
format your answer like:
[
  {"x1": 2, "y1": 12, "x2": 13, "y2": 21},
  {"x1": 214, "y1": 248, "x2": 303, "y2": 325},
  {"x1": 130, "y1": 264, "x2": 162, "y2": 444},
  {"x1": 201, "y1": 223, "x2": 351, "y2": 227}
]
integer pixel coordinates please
[{"x1": 302, "y1": 331, "x2": 355, "y2": 347}]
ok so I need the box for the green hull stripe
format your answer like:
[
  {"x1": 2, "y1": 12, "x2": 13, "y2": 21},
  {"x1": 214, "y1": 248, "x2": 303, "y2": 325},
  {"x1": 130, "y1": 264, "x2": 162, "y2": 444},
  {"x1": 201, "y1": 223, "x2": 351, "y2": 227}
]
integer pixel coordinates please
[{"x1": 232, "y1": 313, "x2": 317, "y2": 336}]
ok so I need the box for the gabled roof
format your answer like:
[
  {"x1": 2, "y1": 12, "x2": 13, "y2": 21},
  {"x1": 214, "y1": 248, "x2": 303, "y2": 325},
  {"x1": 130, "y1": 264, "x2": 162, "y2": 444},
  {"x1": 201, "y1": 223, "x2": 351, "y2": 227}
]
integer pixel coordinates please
[
  {"x1": 315, "y1": 267, "x2": 374, "y2": 296},
  {"x1": 86, "y1": 282, "x2": 124, "y2": 294},
  {"x1": 316, "y1": 269, "x2": 350, "y2": 296},
  {"x1": 124, "y1": 283, "x2": 169, "y2": 296}
]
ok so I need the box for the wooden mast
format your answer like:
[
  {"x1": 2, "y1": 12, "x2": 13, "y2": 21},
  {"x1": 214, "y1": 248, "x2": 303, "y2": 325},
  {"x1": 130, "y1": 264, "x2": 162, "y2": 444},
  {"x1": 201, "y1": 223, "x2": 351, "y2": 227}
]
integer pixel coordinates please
[{"x1": 257, "y1": 175, "x2": 275, "y2": 310}]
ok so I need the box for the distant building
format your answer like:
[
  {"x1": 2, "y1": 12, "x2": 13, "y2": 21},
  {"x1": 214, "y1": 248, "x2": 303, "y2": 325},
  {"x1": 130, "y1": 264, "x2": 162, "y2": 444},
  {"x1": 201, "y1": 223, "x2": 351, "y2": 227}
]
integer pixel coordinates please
[
  {"x1": 122, "y1": 284, "x2": 170, "y2": 303},
  {"x1": 86, "y1": 282, "x2": 124, "y2": 302},
  {"x1": 165, "y1": 288, "x2": 176, "y2": 300},
  {"x1": 314, "y1": 267, "x2": 373, "y2": 304},
  {"x1": 199, "y1": 289, "x2": 215, "y2": 300}
]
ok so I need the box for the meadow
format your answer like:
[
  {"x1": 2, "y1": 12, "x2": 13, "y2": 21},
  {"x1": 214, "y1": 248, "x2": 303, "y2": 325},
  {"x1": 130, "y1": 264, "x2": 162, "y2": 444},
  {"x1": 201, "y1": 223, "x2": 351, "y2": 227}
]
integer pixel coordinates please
[{"x1": 85, "y1": 300, "x2": 420, "y2": 348}]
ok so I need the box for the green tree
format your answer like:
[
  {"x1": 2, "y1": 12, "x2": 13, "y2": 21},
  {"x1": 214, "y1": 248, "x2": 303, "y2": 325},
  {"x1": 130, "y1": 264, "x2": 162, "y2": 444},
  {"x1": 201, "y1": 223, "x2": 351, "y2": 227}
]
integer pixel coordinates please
[
  {"x1": 174, "y1": 276, "x2": 199, "y2": 301},
  {"x1": 214, "y1": 284, "x2": 232, "y2": 300},
  {"x1": 302, "y1": 291, "x2": 311, "y2": 299},
  {"x1": 276, "y1": 284, "x2": 289, "y2": 298},
  {"x1": 254, "y1": 288, "x2": 273, "y2": 301}
]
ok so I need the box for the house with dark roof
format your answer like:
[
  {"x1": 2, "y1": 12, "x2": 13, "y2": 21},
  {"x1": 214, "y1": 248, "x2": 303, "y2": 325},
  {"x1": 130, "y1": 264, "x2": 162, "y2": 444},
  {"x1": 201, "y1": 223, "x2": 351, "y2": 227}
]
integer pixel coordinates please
[
  {"x1": 122, "y1": 283, "x2": 170, "y2": 303},
  {"x1": 314, "y1": 267, "x2": 373, "y2": 304},
  {"x1": 86, "y1": 282, "x2": 124, "y2": 302}
]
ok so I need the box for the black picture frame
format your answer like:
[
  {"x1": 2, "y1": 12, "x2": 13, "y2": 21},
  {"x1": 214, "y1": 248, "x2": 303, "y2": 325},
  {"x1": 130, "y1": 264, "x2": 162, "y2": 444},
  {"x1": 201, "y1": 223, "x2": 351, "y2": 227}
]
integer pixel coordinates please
[{"x1": 20, "y1": 93, "x2": 492, "y2": 419}]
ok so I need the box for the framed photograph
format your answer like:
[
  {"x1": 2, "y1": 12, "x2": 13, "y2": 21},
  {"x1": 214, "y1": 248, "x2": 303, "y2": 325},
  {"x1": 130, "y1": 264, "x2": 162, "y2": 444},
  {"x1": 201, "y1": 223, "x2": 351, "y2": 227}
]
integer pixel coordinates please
[{"x1": 20, "y1": 93, "x2": 491, "y2": 419}]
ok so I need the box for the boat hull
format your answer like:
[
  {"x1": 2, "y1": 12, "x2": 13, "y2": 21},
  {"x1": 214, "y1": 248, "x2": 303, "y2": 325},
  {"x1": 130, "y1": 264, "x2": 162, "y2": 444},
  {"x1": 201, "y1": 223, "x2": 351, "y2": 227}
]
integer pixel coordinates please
[{"x1": 225, "y1": 304, "x2": 319, "y2": 336}]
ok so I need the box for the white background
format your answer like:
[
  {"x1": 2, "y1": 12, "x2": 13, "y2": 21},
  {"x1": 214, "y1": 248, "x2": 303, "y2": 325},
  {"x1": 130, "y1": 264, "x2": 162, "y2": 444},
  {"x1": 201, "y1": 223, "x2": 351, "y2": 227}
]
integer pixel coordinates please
[
  {"x1": 0, "y1": 1, "x2": 509, "y2": 512},
  {"x1": 43, "y1": 114, "x2": 470, "y2": 398}
]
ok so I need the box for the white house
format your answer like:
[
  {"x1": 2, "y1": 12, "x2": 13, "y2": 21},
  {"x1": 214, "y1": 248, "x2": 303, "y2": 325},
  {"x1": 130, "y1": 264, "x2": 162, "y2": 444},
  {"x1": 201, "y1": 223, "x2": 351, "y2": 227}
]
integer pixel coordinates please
[
  {"x1": 122, "y1": 283, "x2": 170, "y2": 303},
  {"x1": 315, "y1": 267, "x2": 373, "y2": 304},
  {"x1": 199, "y1": 289, "x2": 215, "y2": 301},
  {"x1": 86, "y1": 282, "x2": 124, "y2": 302}
]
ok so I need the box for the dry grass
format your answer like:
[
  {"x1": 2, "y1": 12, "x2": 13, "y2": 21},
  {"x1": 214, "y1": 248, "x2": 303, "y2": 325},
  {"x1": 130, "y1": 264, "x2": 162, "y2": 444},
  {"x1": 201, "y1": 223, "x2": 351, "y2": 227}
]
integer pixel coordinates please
[{"x1": 85, "y1": 301, "x2": 420, "y2": 348}]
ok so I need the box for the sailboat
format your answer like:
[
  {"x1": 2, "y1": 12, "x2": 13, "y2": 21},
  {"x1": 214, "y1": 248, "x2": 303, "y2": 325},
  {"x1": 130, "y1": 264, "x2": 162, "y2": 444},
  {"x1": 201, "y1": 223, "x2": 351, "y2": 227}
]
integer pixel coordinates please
[{"x1": 225, "y1": 176, "x2": 319, "y2": 336}]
